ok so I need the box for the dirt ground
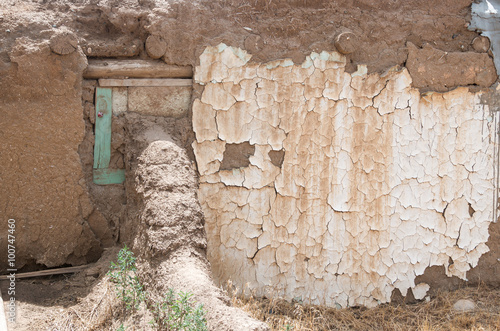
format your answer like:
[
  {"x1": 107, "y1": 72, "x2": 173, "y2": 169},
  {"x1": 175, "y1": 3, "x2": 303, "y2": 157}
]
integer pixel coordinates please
[
  {"x1": 2, "y1": 249, "x2": 500, "y2": 331},
  {"x1": 0, "y1": 248, "x2": 121, "y2": 331}
]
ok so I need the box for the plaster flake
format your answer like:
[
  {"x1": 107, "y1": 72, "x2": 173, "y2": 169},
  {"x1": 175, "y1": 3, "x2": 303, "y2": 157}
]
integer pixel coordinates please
[
  {"x1": 219, "y1": 169, "x2": 245, "y2": 186},
  {"x1": 192, "y1": 140, "x2": 225, "y2": 176},
  {"x1": 196, "y1": 58, "x2": 229, "y2": 85},
  {"x1": 216, "y1": 102, "x2": 254, "y2": 143},
  {"x1": 225, "y1": 64, "x2": 260, "y2": 84},
  {"x1": 219, "y1": 46, "x2": 251, "y2": 69},
  {"x1": 192, "y1": 99, "x2": 218, "y2": 142},
  {"x1": 201, "y1": 83, "x2": 236, "y2": 111},
  {"x1": 192, "y1": 44, "x2": 496, "y2": 308}
]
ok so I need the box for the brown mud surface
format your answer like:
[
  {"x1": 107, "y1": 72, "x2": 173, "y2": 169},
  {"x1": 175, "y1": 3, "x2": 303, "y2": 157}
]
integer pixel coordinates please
[{"x1": 0, "y1": 0, "x2": 483, "y2": 74}]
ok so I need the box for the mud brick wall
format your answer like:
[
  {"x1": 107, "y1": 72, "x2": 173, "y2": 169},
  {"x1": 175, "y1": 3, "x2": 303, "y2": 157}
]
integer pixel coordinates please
[
  {"x1": 192, "y1": 45, "x2": 496, "y2": 307},
  {"x1": 0, "y1": 41, "x2": 102, "y2": 270}
]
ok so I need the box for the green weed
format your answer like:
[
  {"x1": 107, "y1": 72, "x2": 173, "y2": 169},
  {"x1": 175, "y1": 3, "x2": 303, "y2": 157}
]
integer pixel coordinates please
[
  {"x1": 108, "y1": 245, "x2": 145, "y2": 311},
  {"x1": 149, "y1": 288, "x2": 208, "y2": 331},
  {"x1": 109, "y1": 246, "x2": 207, "y2": 330}
]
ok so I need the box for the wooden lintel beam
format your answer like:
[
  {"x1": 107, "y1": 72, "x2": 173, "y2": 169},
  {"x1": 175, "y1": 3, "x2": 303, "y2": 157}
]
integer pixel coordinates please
[
  {"x1": 84, "y1": 59, "x2": 193, "y2": 79},
  {"x1": 99, "y1": 78, "x2": 193, "y2": 87}
]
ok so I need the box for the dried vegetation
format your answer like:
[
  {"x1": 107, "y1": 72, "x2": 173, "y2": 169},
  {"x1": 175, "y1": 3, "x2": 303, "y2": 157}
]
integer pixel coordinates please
[{"x1": 229, "y1": 282, "x2": 500, "y2": 331}]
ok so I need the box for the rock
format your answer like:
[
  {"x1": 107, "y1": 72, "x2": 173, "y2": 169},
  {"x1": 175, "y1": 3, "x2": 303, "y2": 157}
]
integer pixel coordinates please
[
  {"x1": 49, "y1": 31, "x2": 78, "y2": 55},
  {"x1": 334, "y1": 30, "x2": 358, "y2": 55},
  {"x1": 472, "y1": 36, "x2": 491, "y2": 53},
  {"x1": 145, "y1": 35, "x2": 167, "y2": 59},
  {"x1": 453, "y1": 299, "x2": 476, "y2": 312}
]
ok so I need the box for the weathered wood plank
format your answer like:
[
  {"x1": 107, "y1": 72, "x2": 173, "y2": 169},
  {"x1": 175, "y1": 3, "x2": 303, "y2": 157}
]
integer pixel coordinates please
[
  {"x1": 93, "y1": 88, "x2": 112, "y2": 169},
  {"x1": 0, "y1": 265, "x2": 90, "y2": 280},
  {"x1": 93, "y1": 168, "x2": 125, "y2": 185},
  {"x1": 84, "y1": 59, "x2": 193, "y2": 79},
  {"x1": 99, "y1": 78, "x2": 193, "y2": 87}
]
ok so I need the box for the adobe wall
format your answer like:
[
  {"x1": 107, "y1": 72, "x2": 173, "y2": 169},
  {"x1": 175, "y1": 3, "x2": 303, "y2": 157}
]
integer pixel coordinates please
[
  {"x1": 0, "y1": 39, "x2": 102, "y2": 269},
  {"x1": 0, "y1": 0, "x2": 499, "y2": 308}
]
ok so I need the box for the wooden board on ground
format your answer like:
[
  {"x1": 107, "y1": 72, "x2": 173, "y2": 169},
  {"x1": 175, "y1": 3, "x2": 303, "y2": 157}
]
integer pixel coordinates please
[{"x1": 0, "y1": 265, "x2": 90, "y2": 280}]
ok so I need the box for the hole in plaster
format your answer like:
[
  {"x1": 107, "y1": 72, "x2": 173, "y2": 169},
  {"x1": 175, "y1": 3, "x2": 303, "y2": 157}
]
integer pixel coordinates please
[
  {"x1": 268, "y1": 149, "x2": 285, "y2": 168},
  {"x1": 220, "y1": 142, "x2": 255, "y2": 170},
  {"x1": 468, "y1": 203, "x2": 476, "y2": 217}
]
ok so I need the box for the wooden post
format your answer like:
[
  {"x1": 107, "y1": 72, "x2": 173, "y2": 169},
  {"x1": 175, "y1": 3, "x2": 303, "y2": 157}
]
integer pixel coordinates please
[
  {"x1": 93, "y1": 88, "x2": 112, "y2": 169},
  {"x1": 93, "y1": 168, "x2": 126, "y2": 185},
  {"x1": 92, "y1": 88, "x2": 125, "y2": 185}
]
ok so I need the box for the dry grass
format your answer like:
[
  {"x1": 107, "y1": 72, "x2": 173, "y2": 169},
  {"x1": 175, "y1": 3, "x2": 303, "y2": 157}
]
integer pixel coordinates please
[
  {"x1": 229, "y1": 282, "x2": 500, "y2": 331},
  {"x1": 36, "y1": 278, "x2": 120, "y2": 331}
]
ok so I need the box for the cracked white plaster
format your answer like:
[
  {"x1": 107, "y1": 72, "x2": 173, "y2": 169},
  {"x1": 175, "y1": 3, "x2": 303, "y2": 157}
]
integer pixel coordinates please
[
  {"x1": 193, "y1": 43, "x2": 497, "y2": 308},
  {"x1": 192, "y1": 99, "x2": 218, "y2": 142}
]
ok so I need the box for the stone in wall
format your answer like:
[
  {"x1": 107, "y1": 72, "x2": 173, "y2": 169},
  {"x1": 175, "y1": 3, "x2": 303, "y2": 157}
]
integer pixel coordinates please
[{"x1": 192, "y1": 44, "x2": 496, "y2": 308}]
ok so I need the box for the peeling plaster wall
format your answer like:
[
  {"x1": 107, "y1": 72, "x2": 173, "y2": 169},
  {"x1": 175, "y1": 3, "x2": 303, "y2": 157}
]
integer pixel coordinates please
[{"x1": 192, "y1": 44, "x2": 496, "y2": 308}]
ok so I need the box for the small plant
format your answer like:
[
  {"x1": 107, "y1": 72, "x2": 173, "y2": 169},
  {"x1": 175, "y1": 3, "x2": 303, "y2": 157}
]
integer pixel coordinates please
[
  {"x1": 109, "y1": 247, "x2": 206, "y2": 330},
  {"x1": 108, "y1": 245, "x2": 145, "y2": 310},
  {"x1": 150, "y1": 288, "x2": 208, "y2": 331},
  {"x1": 116, "y1": 324, "x2": 126, "y2": 331}
]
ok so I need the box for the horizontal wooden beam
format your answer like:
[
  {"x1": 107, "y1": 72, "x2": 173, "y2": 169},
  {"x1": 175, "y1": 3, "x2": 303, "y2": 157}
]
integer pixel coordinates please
[
  {"x1": 0, "y1": 265, "x2": 90, "y2": 280},
  {"x1": 99, "y1": 78, "x2": 193, "y2": 87},
  {"x1": 84, "y1": 59, "x2": 192, "y2": 79}
]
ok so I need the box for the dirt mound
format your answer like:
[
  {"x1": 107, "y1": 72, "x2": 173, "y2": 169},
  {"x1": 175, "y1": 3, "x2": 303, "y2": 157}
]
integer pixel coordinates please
[{"x1": 125, "y1": 114, "x2": 269, "y2": 330}]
